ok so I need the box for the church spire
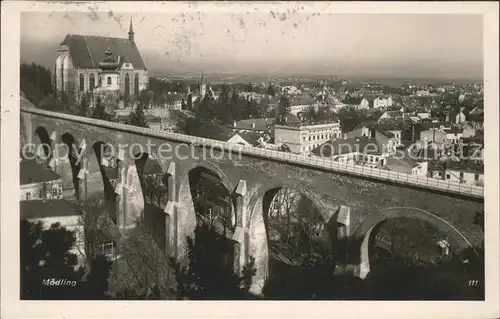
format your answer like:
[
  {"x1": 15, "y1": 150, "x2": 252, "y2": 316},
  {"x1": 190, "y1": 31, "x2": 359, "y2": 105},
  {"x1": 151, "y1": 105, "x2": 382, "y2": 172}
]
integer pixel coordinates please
[{"x1": 128, "y1": 17, "x2": 135, "y2": 43}]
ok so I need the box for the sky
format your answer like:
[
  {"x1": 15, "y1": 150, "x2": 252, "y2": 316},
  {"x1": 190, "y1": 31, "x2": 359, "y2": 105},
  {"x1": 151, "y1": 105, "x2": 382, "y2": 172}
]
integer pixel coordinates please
[{"x1": 20, "y1": 10, "x2": 483, "y2": 80}]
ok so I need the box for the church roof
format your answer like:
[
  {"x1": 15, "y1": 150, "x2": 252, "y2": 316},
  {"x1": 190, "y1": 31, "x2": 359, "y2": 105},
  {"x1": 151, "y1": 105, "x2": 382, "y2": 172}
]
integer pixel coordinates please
[{"x1": 60, "y1": 34, "x2": 147, "y2": 70}]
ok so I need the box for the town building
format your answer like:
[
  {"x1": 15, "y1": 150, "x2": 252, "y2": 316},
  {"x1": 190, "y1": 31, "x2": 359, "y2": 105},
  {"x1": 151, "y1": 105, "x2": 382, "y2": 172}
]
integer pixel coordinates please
[
  {"x1": 378, "y1": 110, "x2": 404, "y2": 123},
  {"x1": 342, "y1": 97, "x2": 370, "y2": 110},
  {"x1": 461, "y1": 135, "x2": 484, "y2": 164},
  {"x1": 346, "y1": 125, "x2": 399, "y2": 152},
  {"x1": 274, "y1": 121, "x2": 342, "y2": 154},
  {"x1": 372, "y1": 96, "x2": 393, "y2": 109},
  {"x1": 55, "y1": 19, "x2": 148, "y2": 101},
  {"x1": 239, "y1": 92, "x2": 267, "y2": 103},
  {"x1": 20, "y1": 199, "x2": 86, "y2": 267},
  {"x1": 450, "y1": 107, "x2": 469, "y2": 124},
  {"x1": 231, "y1": 118, "x2": 275, "y2": 133},
  {"x1": 368, "y1": 123, "x2": 405, "y2": 147},
  {"x1": 20, "y1": 158, "x2": 63, "y2": 201},
  {"x1": 444, "y1": 127, "x2": 463, "y2": 144},
  {"x1": 310, "y1": 136, "x2": 389, "y2": 168},
  {"x1": 147, "y1": 116, "x2": 170, "y2": 131},
  {"x1": 288, "y1": 95, "x2": 320, "y2": 115},
  {"x1": 467, "y1": 108, "x2": 484, "y2": 129},
  {"x1": 164, "y1": 93, "x2": 186, "y2": 110},
  {"x1": 281, "y1": 85, "x2": 302, "y2": 95},
  {"x1": 444, "y1": 162, "x2": 484, "y2": 187},
  {"x1": 419, "y1": 127, "x2": 448, "y2": 145},
  {"x1": 84, "y1": 210, "x2": 122, "y2": 261},
  {"x1": 383, "y1": 155, "x2": 428, "y2": 176},
  {"x1": 227, "y1": 132, "x2": 275, "y2": 149}
]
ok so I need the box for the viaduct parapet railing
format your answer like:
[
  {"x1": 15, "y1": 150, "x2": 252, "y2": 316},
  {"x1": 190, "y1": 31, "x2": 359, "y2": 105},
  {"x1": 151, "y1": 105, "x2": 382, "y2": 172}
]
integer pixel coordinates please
[{"x1": 21, "y1": 107, "x2": 484, "y2": 199}]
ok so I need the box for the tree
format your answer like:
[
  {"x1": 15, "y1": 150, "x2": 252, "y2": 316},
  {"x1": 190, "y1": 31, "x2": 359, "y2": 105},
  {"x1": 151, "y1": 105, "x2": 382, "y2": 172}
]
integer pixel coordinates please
[
  {"x1": 20, "y1": 63, "x2": 54, "y2": 105},
  {"x1": 81, "y1": 255, "x2": 113, "y2": 299},
  {"x1": 243, "y1": 99, "x2": 259, "y2": 119},
  {"x1": 128, "y1": 103, "x2": 149, "y2": 128},
  {"x1": 198, "y1": 94, "x2": 212, "y2": 119},
  {"x1": 91, "y1": 96, "x2": 111, "y2": 121},
  {"x1": 229, "y1": 89, "x2": 244, "y2": 121},
  {"x1": 178, "y1": 116, "x2": 204, "y2": 136},
  {"x1": 279, "y1": 144, "x2": 291, "y2": 152},
  {"x1": 137, "y1": 89, "x2": 154, "y2": 108},
  {"x1": 247, "y1": 82, "x2": 253, "y2": 92},
  {"x1": 174, "y1": 224, "x2": 256, "y2": 300},
  {"x1": 21, "y1": 219, "x2": 83, "y2": 299},
  {"x1": 78, "y1": 95, "x2": 90, "y2": 116},
  {"x1": 112, "y1": 213, "x2": 178, "y2": 300},
  {"x1": 20, "y1": 218, "x2": 113, "y2": 300},
  {"x1": 336, "y1": 108, "x2": 367, "y2": 133},
  {"x1": 306, "y1": 106, "x2": 317, "y2": 122},
  {"x1": 267, "y1": 83, "x2": 275, "y2": 97},
  {"x1": 277, "y1": 95, "x2": 291, "y2": 124},
  {"x1": 213, "y1": 84, "x2": 232, "y2": 123},
  {"x1": 38, "y1": 95, "x2": 61, "y2": 112},
  {"x1": 315, "y1": 108, "x2": 331, "y2": 122}
]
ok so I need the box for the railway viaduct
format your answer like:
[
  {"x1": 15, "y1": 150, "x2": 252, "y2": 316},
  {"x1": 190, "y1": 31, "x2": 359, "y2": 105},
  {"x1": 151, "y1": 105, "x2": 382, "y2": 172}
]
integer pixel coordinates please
[{"x1": 20, "y1": 106, "x2": 484, "y2": 294}]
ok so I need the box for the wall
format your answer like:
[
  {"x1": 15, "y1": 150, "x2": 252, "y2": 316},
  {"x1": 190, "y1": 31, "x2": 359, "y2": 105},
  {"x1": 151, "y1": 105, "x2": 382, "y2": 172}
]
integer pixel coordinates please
[
  {"x1": 99, "y1": 72, "x2": 120, "y2": 91},
  {"x1": 446, "y1": 132, "x2": 463, "y2": 144},
  {"x1": 387, "y1": 130, "x2": 402, "y2": 146},
  {"x1": 445, "y1": 169, "x2": 484, "y2": 186},
  {"x1": 76, "y1": 69, "x2": 100, "y2": 94},
  {"x1": 56, "y1": 52, "x2": 76, "y2": 95},
  {"x1": 227, "y1": 134, "x2": 251, "y2": 146},
  {"x1": 462, "y1": 127, "x2": 476, "y2": 138},
  {"x1": 20, "y1": 180, "x2": 63, "y2": 201},
  {"x1": 302, "y1": 123, "x2": 341, "y2": 152},
  {"x1": 274, "y1": 126, "x2": 301, "y2": 153},
  {"x1": 289, "y1": 104, "x2": 318, "y2": 115},
  {"x1": 420, "y1": 129, "x2": 447, "y2": 144}
]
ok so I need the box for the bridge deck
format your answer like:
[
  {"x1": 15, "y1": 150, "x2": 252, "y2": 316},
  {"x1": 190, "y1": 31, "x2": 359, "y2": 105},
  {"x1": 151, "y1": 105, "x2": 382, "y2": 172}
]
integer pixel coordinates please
[{"x1": 21, "y1": 106, "x2": 484, "y2": 199}]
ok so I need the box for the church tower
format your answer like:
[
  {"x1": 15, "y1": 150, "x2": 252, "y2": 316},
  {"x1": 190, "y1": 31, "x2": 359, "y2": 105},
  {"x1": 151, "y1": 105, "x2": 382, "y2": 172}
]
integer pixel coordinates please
[
  {"x1": 128, "y1": 18, "x2": 135, "y2": 43},
  {"x1": 200, "y1": 72, "x2": 206, "y2": 98}
]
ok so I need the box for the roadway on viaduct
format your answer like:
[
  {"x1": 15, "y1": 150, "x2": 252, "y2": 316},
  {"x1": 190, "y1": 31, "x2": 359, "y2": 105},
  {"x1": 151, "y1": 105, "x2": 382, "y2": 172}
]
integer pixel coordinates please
[{"x1": 20, "y1": 106, "x2": 484, "y2": 294}]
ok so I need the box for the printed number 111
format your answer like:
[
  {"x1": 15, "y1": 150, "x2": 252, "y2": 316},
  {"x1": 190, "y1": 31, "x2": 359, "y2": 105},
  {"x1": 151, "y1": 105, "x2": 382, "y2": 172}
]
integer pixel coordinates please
[{"x1": 468, "y1": 280, "x2": 479, "y2": 286}]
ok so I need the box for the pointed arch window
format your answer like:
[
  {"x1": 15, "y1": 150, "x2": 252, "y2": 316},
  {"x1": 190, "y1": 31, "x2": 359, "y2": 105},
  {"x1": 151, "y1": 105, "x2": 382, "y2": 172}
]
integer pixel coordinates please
[
  {"x1": 134, "y1": 73, "x2": 139, "y2": 95},
  {"x1": 124, "y1": 73, "x2": 130, "y2": 96},
  {"x1": 79, "y1": 73, "x2": 85, "y2": 91},
  {"x1": 89, "y1": 73, "x2": 96, "y2": 91},
  {"x1": 61, "y1": 55, "x2": 66, "y2": 92}
]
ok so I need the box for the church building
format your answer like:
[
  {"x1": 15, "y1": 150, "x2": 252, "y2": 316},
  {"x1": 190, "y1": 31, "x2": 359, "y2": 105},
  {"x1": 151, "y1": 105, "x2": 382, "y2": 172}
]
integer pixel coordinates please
[{"x1": 55, "y1": 19, "x2": 148, "y2": 101}]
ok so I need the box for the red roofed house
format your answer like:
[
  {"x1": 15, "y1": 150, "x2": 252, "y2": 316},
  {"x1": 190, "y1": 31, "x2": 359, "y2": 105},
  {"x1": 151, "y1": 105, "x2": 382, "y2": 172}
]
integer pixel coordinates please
[{"x1": 55, "y1": 18, "x2": 148, "y2": 101}]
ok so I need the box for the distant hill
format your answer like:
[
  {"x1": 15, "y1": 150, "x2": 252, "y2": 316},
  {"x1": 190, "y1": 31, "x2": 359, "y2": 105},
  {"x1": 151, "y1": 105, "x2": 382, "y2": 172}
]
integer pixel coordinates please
[{"x1": 21, "y1": 38, "x2": 482, "y2": 86}]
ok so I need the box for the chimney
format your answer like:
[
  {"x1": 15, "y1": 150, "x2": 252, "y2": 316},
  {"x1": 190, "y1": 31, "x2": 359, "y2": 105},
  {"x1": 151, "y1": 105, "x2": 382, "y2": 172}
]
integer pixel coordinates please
[
  {"x1": 252, "y1": 122, "x2": 256, "y2": 129},
  {"x1": 233, "y1": 121, "x2": 237, "y2": 127}
]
